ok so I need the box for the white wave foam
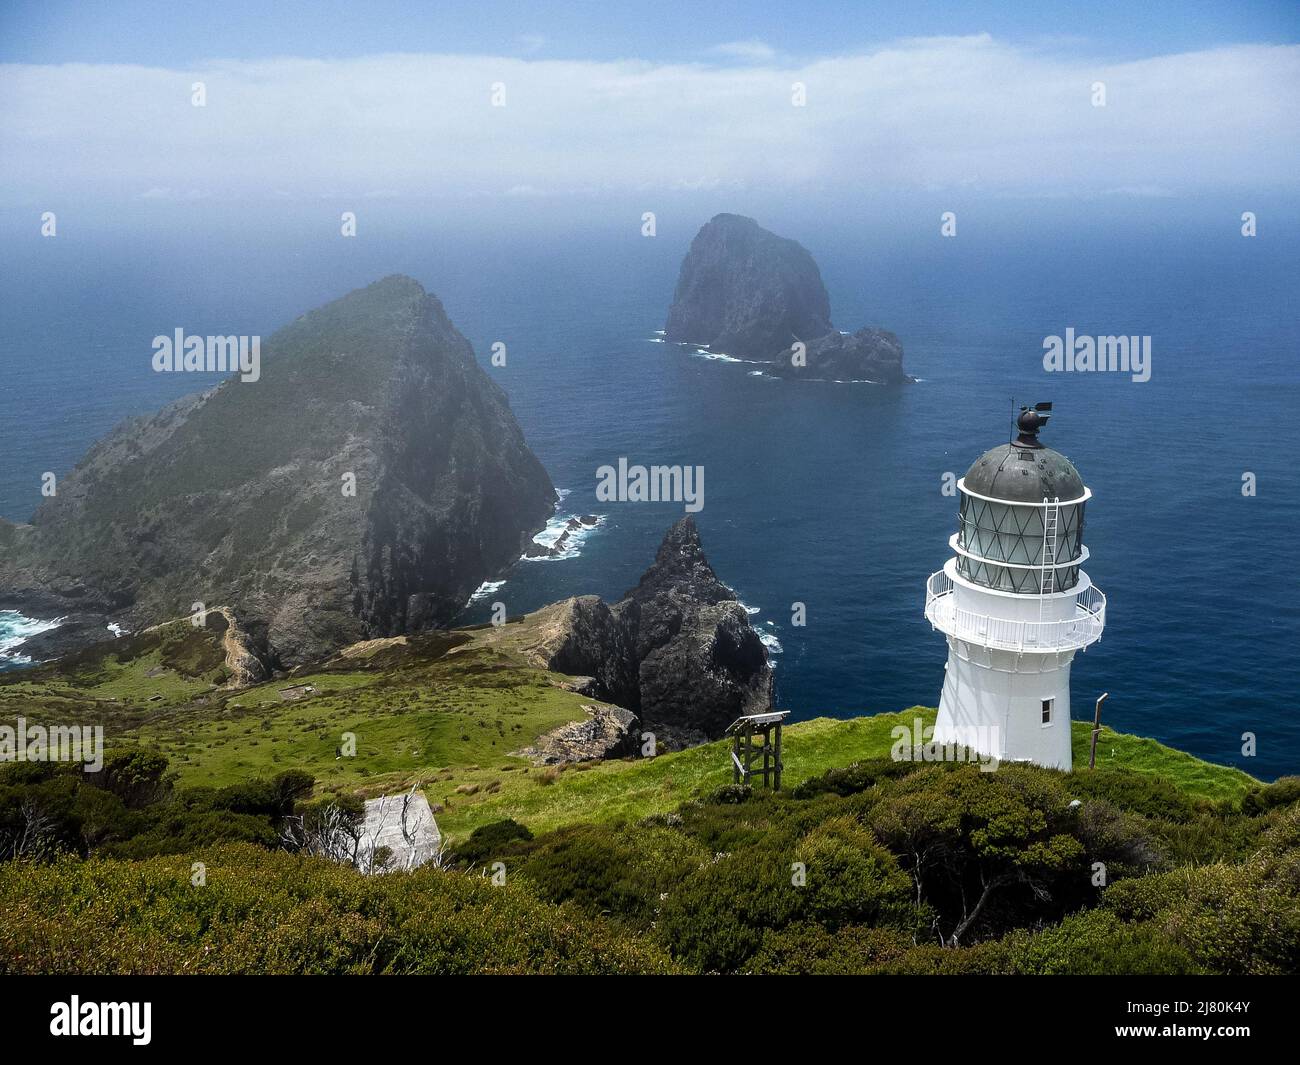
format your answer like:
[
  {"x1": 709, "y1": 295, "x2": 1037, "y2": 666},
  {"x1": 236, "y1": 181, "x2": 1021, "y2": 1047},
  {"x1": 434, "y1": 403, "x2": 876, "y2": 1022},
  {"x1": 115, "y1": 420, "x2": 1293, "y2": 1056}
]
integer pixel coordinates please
[
  {"x1": 0, "y1": 610, "x2": 62, "y2": 667},
  {"x1": 522, "y1": 501, "x2": 605, "y2": 563},
  {"x1": 674, "y1": 341, "x2": 769, "y2": 367},
  {"x1": 759, "y1": 630, "x2": 784, "y2": 655},
  {"x1": 468, "y1": 580, "x2": 507, "y2": 604}
]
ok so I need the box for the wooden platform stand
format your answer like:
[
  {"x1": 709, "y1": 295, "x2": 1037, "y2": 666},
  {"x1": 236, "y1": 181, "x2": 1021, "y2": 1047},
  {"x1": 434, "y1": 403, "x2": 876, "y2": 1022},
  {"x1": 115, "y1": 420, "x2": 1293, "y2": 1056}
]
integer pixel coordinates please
[{"x1": 726, "y1": 711, "x2": 790, "y2": 790}]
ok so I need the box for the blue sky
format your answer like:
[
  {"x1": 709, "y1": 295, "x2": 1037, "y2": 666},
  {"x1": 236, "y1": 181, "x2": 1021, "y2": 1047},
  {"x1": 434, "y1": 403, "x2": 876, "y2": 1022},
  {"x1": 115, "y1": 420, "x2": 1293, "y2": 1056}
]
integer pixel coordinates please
[{"x1": 2, "y1": 0, "x2": 1297, "y2": 65}]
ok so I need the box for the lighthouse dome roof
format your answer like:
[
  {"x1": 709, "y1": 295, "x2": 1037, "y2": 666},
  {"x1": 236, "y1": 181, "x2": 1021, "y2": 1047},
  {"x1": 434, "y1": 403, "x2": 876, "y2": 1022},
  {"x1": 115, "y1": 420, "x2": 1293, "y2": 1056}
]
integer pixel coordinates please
[{"x1": 963, "y1": 443, "x2": 1085, "y2": 503}]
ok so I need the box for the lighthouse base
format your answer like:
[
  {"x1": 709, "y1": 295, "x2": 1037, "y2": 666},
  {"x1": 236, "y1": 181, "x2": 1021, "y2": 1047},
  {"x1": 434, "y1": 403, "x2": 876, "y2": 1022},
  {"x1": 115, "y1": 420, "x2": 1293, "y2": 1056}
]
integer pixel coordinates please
[{"x1": 933, "y1": 640, "x2": 1075, "y2": 770}]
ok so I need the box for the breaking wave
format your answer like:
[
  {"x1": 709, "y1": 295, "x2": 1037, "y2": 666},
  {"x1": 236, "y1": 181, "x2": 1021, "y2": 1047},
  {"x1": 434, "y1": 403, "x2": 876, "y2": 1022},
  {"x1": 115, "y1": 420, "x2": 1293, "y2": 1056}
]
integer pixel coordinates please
[{"x1": 0, "y1": 610, "x2": 61, "y2": 670}]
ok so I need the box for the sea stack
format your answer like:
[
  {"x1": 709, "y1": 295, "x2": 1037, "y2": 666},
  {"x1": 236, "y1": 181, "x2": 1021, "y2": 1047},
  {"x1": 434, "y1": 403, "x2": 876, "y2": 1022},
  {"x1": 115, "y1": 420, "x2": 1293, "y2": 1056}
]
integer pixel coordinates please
[
  {"x1": 665, "y1": 213, "x2": 833, "y2": 360},
  {"x1": 664, "y1": 213, "x2": 911, "y2": 384},
  {"x1": 523, "y1": 516, "x2": 774, "y2": 748},
  {"x1": 615, "y1": 516, "x2": 774, "y2": 743},
  {"x1": 0, "y1": 276, "x2": 557, "y2": 666}
]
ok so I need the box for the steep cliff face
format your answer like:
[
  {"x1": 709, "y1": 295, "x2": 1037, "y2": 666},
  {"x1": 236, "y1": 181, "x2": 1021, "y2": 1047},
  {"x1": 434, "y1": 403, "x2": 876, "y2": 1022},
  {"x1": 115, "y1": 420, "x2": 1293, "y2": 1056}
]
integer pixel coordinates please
[
  {"x1": 526, "y1": 518, "x2": 774, "y2": 746},
  {"x1": 664, "y1": 214, "x2": 911, "y2": 383},
  {"x1": 0, "y1": 276, "x2": 556, "y2": 665},
  {"x1": 664, "y1": 214, "x2": 833, "y2": 360},
  {"x1": 522, "y1": 595, "x2": 639, "y2": 710}
]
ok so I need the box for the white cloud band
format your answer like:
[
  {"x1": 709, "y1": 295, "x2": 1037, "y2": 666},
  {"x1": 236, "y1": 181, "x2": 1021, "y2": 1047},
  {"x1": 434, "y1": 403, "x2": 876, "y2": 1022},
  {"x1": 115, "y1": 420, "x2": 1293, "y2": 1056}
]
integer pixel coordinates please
[{"x1": 0, "y1": 34, "x2": 1295, "y2": 203}]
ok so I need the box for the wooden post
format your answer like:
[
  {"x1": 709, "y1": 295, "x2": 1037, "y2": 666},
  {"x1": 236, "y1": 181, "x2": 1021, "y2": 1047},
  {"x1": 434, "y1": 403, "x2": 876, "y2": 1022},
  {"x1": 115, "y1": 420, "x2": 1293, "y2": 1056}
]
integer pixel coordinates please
[
  {"x1": 762, "y1": 725, "x2": 771, "y2": 786},
  {"x1": 1089, "y1": 692, "x2": 1109, "y2": 770},
  {"x1": 732, "y1": 733, "x2": 741, "y2": 784},
  {"x1": 774, "y1": 721, "x2": 783, "y2": 790}
]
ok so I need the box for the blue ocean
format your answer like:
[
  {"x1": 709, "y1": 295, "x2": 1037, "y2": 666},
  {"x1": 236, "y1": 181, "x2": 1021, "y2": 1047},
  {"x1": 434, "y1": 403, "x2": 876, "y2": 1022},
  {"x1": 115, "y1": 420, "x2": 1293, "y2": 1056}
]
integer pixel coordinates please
[{"x1": 2, "y1": 199, "x2": 1297, "y2": 779}]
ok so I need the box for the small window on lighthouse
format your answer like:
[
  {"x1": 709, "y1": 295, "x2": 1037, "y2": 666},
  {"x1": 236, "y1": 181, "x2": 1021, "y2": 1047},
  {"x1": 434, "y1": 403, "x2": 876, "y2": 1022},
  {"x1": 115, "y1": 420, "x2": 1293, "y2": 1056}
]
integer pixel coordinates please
[{"x1": 1041, "y1": 698, "x2": 1054, "y2": 726}]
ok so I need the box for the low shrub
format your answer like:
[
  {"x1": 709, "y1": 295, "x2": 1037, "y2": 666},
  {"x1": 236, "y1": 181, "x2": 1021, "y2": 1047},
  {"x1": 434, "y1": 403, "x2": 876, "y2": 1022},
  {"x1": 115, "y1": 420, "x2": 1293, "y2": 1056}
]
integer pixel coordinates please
[{"x1": 0, "y1": 844, "x2": 677, "y2": 974}]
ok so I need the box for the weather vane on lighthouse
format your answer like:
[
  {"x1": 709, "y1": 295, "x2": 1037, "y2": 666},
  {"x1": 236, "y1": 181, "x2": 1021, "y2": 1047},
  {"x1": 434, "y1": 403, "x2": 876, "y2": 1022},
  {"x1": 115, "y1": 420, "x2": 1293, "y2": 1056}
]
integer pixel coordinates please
[{"x1": 924, "y1": 403, "x2": 1106, "y2": 769}]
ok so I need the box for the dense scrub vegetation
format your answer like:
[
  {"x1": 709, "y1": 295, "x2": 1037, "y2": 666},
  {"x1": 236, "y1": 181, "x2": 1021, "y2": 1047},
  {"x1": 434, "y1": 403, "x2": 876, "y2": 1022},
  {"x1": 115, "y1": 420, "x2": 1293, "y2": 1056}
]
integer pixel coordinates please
[
  {"x1": 0, "y1": 749, "x2": 315, "y2": 861},
  {"x1": 0, "y1": 844, "x2": 675, "y2": 974},
  {"x1": 2, "y1": 748, "x2": 1296, "y2": 975},
  {"x1": 442, "y1": 762, "x2": 1300, "y2": 974}
]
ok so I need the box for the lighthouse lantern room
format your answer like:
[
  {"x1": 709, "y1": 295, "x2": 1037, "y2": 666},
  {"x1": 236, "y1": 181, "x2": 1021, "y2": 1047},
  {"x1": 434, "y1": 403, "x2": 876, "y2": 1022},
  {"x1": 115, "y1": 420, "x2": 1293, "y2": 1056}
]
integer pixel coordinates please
[{"x1": 924, "y1": 404, "x2": 1106, "y2": 769}]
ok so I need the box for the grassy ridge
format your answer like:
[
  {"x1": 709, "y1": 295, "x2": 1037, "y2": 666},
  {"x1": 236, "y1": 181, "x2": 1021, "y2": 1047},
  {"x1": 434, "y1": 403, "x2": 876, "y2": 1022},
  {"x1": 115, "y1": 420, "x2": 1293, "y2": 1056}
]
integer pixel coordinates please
[
  {"x1": 0, "y1": 618, "x2": 1261, "y2": 843},
  {"x1": 434, "y1": 709, "x2": 1259, "y2": 839},
  {"x1": 0, "y1": 623, "x2": 627, "y2": 806}
]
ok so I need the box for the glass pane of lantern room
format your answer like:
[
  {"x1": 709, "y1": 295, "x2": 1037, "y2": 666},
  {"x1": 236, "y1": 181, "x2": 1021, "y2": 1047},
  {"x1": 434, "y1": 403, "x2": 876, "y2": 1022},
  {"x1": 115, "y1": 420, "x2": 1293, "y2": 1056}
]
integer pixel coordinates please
[{"x1": 1007, "y1": 504, "x2": 1045, "y2": 565}]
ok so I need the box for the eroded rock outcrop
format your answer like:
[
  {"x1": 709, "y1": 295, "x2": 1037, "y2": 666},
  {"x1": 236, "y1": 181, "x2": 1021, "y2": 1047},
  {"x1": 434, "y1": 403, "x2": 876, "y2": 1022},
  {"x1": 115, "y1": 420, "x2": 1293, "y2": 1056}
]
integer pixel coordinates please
[
  {"x1": 515, "y1": 704, "x2": 639, "y2": 765},
  {"x1": 527, "y1": 517, "x2": 774, "y2": 746},
  {"x1": 774, "y1": 326, "x2": 907, "y2": 383},
  {"x1": 615, "y1": 516, "x2": 773, "y2": 740}
]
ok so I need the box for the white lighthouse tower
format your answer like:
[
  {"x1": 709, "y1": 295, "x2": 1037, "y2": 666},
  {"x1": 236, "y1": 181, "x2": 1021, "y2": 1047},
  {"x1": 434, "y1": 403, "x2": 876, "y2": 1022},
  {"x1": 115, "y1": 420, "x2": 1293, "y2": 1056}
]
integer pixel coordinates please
[{"x1": 924, "y1": 404, "x2": 1105, "y2": 770}]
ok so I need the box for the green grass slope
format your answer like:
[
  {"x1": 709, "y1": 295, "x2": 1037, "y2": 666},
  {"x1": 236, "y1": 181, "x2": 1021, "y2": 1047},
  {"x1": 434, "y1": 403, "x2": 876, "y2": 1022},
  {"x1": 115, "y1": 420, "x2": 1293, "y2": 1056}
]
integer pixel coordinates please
[
  {"x1": 0, "y1": 619, "x2": 230, "y2": 734},
  {"x1": 0, "y1": 614, "x2": 1261, "y2": 842},
  {"x1": 434, "y1": 708, "x2": 1259, "y2": 838},
  {"x1": 0, "y1": 620, "x2": 625, "y2": 806}
]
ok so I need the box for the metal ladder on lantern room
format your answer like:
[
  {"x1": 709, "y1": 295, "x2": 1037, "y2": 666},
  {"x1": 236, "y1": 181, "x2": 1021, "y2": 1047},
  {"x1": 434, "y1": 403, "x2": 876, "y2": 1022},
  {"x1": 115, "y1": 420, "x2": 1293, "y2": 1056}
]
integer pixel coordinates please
[{"x1": 1037, "y1": 497, "x2": 1060, "y2": 627}]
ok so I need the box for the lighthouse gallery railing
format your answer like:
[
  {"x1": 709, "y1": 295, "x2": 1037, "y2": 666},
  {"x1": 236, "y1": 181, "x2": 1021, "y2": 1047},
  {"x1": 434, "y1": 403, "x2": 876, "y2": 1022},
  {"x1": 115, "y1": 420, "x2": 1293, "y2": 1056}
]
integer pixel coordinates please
[{"x1": 925, "y1": 570, "x2": 1105, "y2": 653}]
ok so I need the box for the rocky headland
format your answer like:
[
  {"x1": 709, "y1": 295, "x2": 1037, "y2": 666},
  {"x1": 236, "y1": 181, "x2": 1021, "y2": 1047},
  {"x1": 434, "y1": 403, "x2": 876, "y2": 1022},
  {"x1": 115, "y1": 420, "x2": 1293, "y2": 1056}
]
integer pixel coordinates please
[{"x1": 0, "y1": 276, "x2": 557, "y2": 667}]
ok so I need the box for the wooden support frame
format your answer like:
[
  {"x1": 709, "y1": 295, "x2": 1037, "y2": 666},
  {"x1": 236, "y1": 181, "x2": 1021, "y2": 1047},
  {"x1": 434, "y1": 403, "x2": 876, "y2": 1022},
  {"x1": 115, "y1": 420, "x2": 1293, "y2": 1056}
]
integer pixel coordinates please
[{"x1": 727, "y1": 712, "x2": 789, "y2": 789}]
